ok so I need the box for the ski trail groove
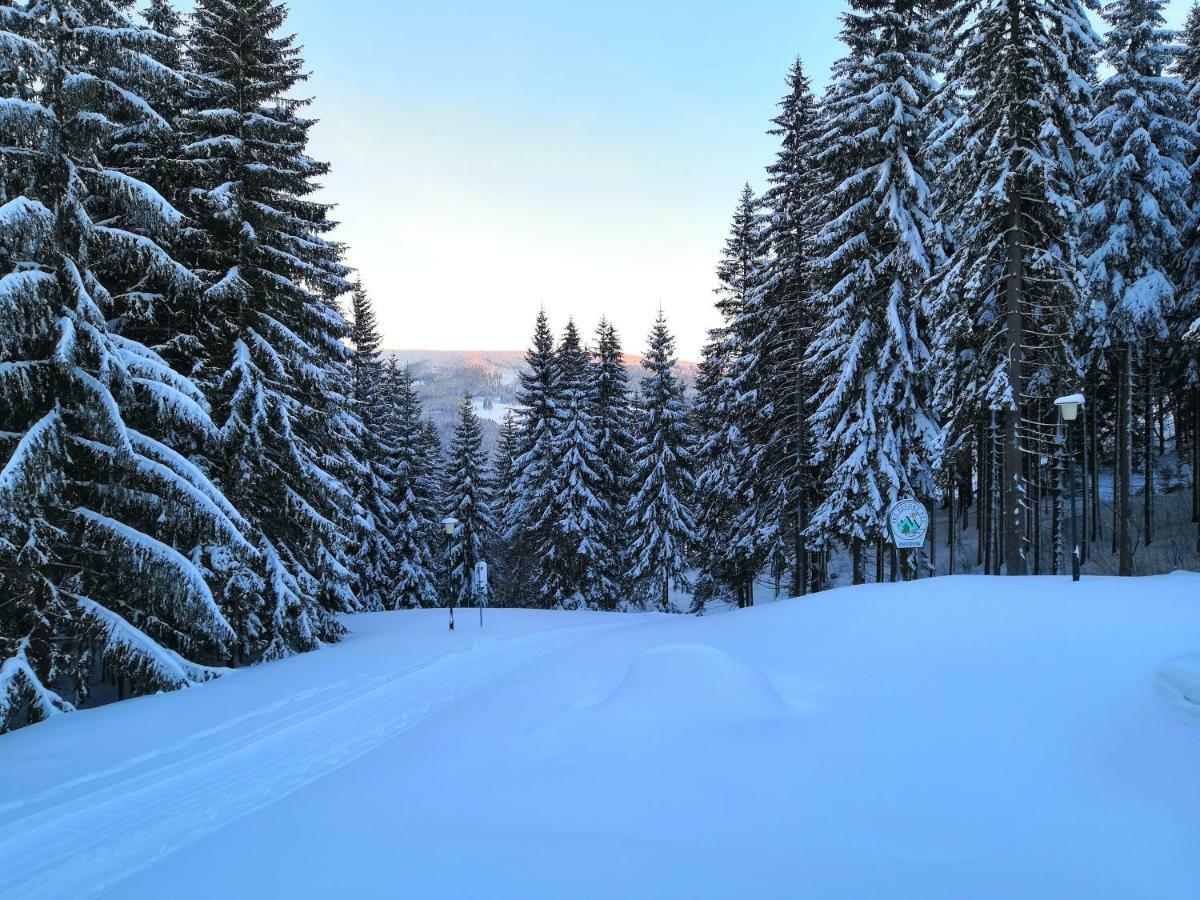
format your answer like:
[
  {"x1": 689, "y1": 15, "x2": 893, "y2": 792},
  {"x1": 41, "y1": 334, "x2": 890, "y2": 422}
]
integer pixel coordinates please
[{"x1": 0, "y1": 622, "x2": 623, "y2": 900}]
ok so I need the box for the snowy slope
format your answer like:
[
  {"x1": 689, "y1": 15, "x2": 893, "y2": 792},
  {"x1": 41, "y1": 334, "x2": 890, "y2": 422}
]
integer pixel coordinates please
[{"x1": 1, "y1": 575, "x2": 1199, "y2": 899}]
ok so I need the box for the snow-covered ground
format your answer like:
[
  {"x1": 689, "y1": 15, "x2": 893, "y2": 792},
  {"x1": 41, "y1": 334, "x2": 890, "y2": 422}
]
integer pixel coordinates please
[{"x1": 2, "y1": 574, "x2": 1199, "y2": 899}]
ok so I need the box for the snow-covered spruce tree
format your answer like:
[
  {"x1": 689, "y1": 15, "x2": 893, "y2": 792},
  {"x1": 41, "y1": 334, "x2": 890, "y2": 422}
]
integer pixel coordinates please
[
  {"x1": 734, "y1": 58, "x2": 826, "y2": 595},
  {"x1": 384, "y1": 363, "x2": 440, "y2": 609},
  {"x1": 347, "y1": 283, "x2": 398, "y2": 611},
  {"x1": 183, "y1": 0, "x2": 361, "y2": 651},
  {"x1": 489, "y1": 409, "x2": 521, "y2": 606},
  {"x1": 692, "y1": 184, "x2": 770, "y2": 610},
  {"x1": 590, "y1": 317, "x2": 637, "y2": 607},
  {"x1": 1085, "y1": 0, "x2": 1194, "y2": 573},
  {"x1": 502, "y1": 310, "x2": 559, "y2": 607},
  {"x1": 0, "y1": 0, "x2": 262, "y2": 731},
  {"x1": 99, "y1": 0, "x2": 206, "y2": 377},
  {"x1": 542, "y1": 320, "x2": 613, "y2": 610},
  {"x1": 626, "y1": 313, "x2": 696, "y2": 612},
  {"x1": 1180, "y1": 0, "x2": 1200, "y2": 550},
  {"x1": 929, "y1": 0, "x2": 1099, "y2": 575},
  {"x1": 805, "y1": 0, "x2": 943, "y2": 585},
  {"x1": 444, "y1": 398, "x2": 496, "y2": 606}
]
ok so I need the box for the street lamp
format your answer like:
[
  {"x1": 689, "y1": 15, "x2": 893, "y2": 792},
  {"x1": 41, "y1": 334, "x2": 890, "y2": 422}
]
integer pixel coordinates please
[
  {"x1": 1055, "y1": 393, "x2": 1085, "y2": 582},
  {"x1": 441, "y1": 516, "x2": 461, "y2": 630}
]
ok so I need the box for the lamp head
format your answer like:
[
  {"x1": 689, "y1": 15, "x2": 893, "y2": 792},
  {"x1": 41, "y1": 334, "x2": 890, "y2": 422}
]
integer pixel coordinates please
[{"x1": 1055, "y1": 393, "x2": 1085, "y2": 422}]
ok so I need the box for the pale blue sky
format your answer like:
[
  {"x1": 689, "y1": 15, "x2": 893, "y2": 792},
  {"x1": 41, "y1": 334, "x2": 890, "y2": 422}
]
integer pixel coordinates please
[{"x1": 280, "y1": 0, "x2": 1194, "y2": 358}]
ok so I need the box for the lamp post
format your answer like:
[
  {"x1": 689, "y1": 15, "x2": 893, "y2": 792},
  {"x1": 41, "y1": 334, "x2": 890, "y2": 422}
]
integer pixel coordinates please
[
  {"x1": 441, "y1": 516, "x2": 461, "y2": 630},
  {"x1": 1055, "y1": 394, "x2": 1085, "y2": 582}
]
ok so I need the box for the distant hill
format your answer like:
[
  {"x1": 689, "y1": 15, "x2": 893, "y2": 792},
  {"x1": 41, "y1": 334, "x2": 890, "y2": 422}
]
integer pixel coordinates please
[{"x1": 382, "y1": 349, "x2": 698, "y2": 453}]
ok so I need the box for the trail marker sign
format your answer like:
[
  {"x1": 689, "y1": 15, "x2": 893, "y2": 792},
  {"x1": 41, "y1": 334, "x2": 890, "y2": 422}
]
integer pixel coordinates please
[{"x1": 888, "y1": 499, "x2": 929, "y2": 549}]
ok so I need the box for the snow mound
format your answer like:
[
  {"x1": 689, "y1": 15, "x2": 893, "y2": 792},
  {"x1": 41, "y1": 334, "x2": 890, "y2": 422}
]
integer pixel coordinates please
[
  {"x1": 597, "y1": 642, "x2": 791, "y2": 723},
  {"x1": 1157, "y1": 654, "x2": 1200, "y2": 726}
]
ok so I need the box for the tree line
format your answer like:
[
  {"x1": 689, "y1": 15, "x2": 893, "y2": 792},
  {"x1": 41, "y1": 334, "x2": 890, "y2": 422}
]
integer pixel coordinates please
[
  {"x1": 3, "y1": 0, "x2": 1200, "y2": 734},
  {"x1": 689, "y1": 0, "x2": 1200, "y2": 604}
]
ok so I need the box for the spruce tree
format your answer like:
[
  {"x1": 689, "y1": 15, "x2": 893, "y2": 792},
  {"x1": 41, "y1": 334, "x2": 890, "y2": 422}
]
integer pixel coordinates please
[
  {"x1": 735, "y1": 58, "x2": 825, "y2": 595},
  {"x1": 805, "y1": 0, "x2": 943, "y2": 584},
  {"x1": 490, "y1": 409, "x2": 521, "y2": 606},
  {"x1": 542, "y1": 320, "x2": 612, "y2": 609},
  {"x1": 590, "y1": 317, "x2": 637, "y2": 606},
  {"x1": 929, "y1": 0, "x2": 1099, "y2": 575},
  {"x1": 444, "y1": 398, "x2": 496, "y2": 606},
  {"x1": 502, "y1": 310, "x2": 559, "y2": 607},
  {"x1": 385, "y1": 364, "x2": 440, "y2": 609},
  {"x1": 692, "y1": 185, "x2": 769, "y2": 610},
  {"x1": 0, "y1": 0, "x2": 255, "y2": 731},
  {"x1": 183, "y1": 0, "x2": 360, "y2": 650},
  {"x1": 1085, "y1": 0, "x2": 1195, "y2": 572},
  {"x1": 1178, "y1": 4, "x2": 1200, "y2": 377},
  {"x1": 348, "y1": 283, "x2": 398, "y2": 611},
  {"x1": 626, "y1": 313, "x2": 696, "y2": 612}
]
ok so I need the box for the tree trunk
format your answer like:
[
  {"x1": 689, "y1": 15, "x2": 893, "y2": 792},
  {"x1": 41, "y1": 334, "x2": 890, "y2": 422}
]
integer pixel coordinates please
[
  {"x1": 948, "y1": 465, "x2": 956, "y2": 575},
  {"x1": 1054, "y1": 423, "x2": 1066, "y2": 575},
  {"x1": 1003, "y1": 194, "x2": 1026, "y2": 575},
  {"x1": 1032, "y1": 451, "x2": 1042, "y2": 575},
  {"x1": 1143, "y1": 366, "x2": 1153, "y2": 548},
  {"x1": 977, "y1": 423, "x2": 986, "y2": 567},
  {"x1": 1080, "y1": 405, "x2": 1090, "y2": 563},
  {"x1": 852, "y1": 538, "x2": 866, "y2": 586},
  {"x1": 983, "y1": 419, "x2": 993, "y2": 573},
  {"x1": 1119, "y1": 344, "x2": 1134, "y2": 576}
]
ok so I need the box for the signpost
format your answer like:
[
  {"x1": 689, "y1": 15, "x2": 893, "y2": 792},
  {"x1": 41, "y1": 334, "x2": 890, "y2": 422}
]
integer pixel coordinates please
[{"x1": 887, "y1": 499, "x2": 930, "y2": 578}]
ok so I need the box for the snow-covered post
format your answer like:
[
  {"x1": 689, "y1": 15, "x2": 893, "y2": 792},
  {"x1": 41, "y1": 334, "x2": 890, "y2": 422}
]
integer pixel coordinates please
[{"x1": 1055, "y1": 395, "x2": 1085, "y2": 582}]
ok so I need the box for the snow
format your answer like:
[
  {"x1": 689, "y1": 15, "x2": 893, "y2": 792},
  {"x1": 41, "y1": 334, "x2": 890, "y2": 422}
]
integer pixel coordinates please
[
  {"x1": 1, "y1": 574, "x2": 1198, "y2": 899},
  {"x1": 471, "y1": 397, "x2": 516, "y2": 423}
]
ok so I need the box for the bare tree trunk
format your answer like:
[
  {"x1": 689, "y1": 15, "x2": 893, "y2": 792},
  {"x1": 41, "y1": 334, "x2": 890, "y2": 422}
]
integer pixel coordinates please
[
  {"x1": 929, "y1": 492, "x2": 937, "y2": 576},
  {"x1": 1032, "y1": 451, "x2": 1042, "y2": 574},
  {"x1": 948, "y1": 464, "x2": 956, "y2": 575},
  {"x1": 852, "y1": 538, "x2": 866, "y2": 586},
  {"x1": 1003, "y1": 192, "x2": 1026, "y2": 575},
  {"x1": 983, "y1": 418, "x2": 993, "y2": 573},
  {"x1": 977, "y1": 424, "x2": 986, "y2": 568},
  {"x1": 1143, "y1": 365, "x2": 1153, "y2": 547},
  {"x1": 1080, "y1": 405, "x2": 1090, "y2": 563},
  {"x1": 1119, "y1": 344, "x2": 1134, "y2": 576}
]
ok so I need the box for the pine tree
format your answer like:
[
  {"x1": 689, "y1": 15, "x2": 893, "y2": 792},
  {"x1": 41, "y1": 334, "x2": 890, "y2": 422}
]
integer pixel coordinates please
[
  {"x1": 502, "y1": 310, "x2": 559, "y2": 607},
  {"x1": 102, "y1": 0, "x2": 203, "y2": 376},
  {"x1": 444, "y1": 398, "x2": 496, "y2": 606},
  {"x1": 0, "y1": 0, "x2": 256, "y2": 731},
  {"x1": 734, "y1": 59, "x2": 826, "y2": 595},
  {"x1": 1085, "y1": 0, "x2": 1195, "y2": 572},
  {"x1": 626, "y1": 313, "x2": 696, "y2": 612},
  {"x1": 805, "y1": 0, "x2": 943, "y2": 584},
  {"x1": 347, "y1": 283, "x2": 398, "y2": 611},
  {"x1": 183, "y1": 0, "x2": 360, "y2": 651},
  {"x1": 929, "y1": 0, "x2": 1100, "y2": 575},
  {"x1": 542, "y1": 320, "x2": 612, "y2": 609},
  {"x1": 490, "y1": 409, "x2": 522, "y2": 606},
  {"x1": 693, "y1": 185, "x2": 769, "y2": 610},
  {"x1": 590, "y1": 317, "x2": 637, "y2": 606},
  {"x1": 385, "y1": 364, "x2": 440, "y2": 609}
]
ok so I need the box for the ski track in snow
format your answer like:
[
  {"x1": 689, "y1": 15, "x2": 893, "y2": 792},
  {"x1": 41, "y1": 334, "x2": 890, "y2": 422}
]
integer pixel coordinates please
[{"x1": 0, "y1": 621, "x2": 627, "y2": 900}]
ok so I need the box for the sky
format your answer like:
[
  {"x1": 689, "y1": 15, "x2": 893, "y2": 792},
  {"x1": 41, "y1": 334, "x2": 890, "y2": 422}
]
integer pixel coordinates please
[{"x1": 279, "y1": 0, "x2": 1196, "y2": 360}]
